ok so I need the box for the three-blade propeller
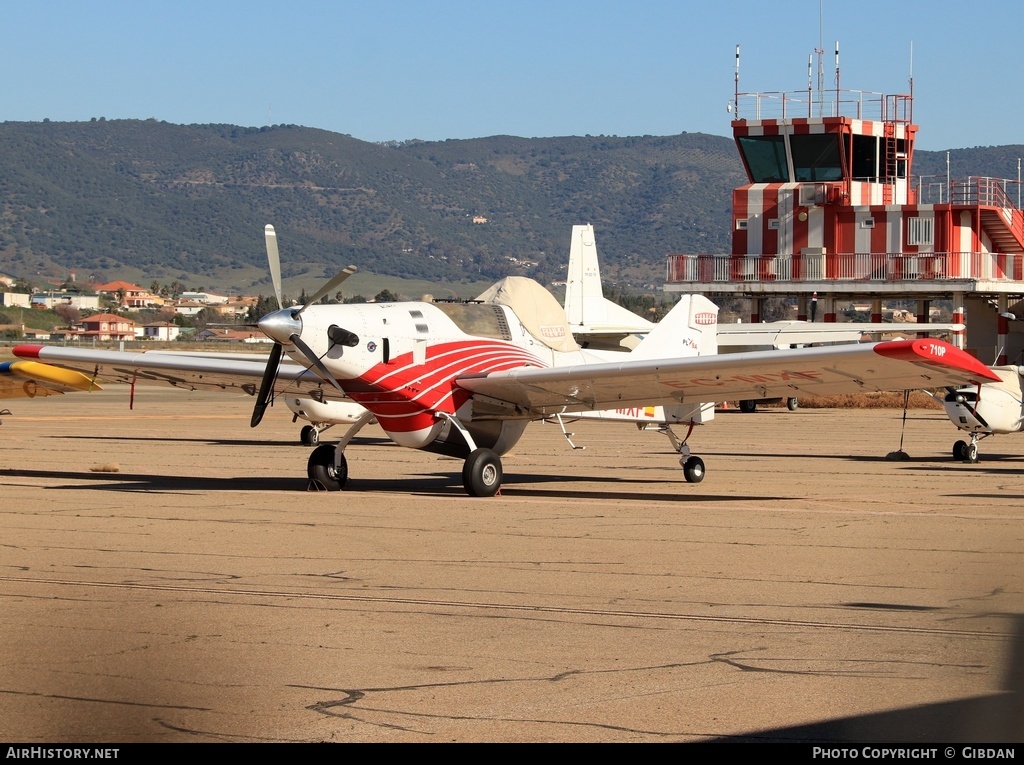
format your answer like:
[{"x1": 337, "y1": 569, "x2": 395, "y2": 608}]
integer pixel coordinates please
[{"x1": 250, "y1": 225, "x2": 357, "y2": 428}]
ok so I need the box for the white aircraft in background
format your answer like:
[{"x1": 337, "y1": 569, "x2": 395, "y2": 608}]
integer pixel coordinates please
[
  {"x1": 562, "y1": 223, "x2": 966, "y2": 412},
  {"x1": 13, "y1": 225, "x2": 998, "y2": 496},
  {"x1": 940, "y1": 368, "x2": 1024, "y2": 463}
]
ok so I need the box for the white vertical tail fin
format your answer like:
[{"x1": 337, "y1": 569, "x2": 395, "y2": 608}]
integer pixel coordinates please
[
  {"x1": 630, "y1": 294, "x2": 719, "y2": 360},
  {"x1": 564, "y1": 224, "x2": 601, "y2": 327},
  {"x1": 563, "y1": 224, "x2": 656, "y2": 335}
]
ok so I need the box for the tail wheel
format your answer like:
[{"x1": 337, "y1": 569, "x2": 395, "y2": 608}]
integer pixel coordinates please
[
  {"x1": 463, "y1": 448, "x2": 502, "y2": 497},
  {"x1": 787, "y1": 397, "x2": 799, "y2": 411},
  {"x1": 682, "y1": 455, "x2": 705, "y2": 483},
  {"x1": 307, "y1": 444, "x2": 347, "y2": 491}
]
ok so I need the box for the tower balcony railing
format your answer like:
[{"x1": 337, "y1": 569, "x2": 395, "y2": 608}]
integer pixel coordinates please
[
  {"x1": 733, "y1": 89, "x2": 912, "y2": 123},
  {"x1": 666, "y1": 251, "x2": 1024, "y2": 285},
  {"x1": 916, "y1": 175, "x2": 1023, "y2": 208}
]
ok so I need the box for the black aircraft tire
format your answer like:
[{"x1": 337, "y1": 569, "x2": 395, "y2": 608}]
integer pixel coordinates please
[
  {"x1": 300, "y1": 425, "x2": 319, "y2": 446},
  {"x1": 307, "y1": 444, "x2": 348, "y2": 490},
  {"x1": 463, "y1": 448, "x2": 503, "y2": 497},
  {"x1": 682, "y1": 455, "x2": 706, "y2": 483},
  {"x1": 953, "y1": 440, "x2": 968, "y2": 461},
  {"x1": 739, "y1": 400, "x2": 757, "y2": 413}
]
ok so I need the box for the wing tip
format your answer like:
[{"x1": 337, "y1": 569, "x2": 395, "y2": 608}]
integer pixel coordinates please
[
  {"x1": 873, "y1": 339, "x2": 1001, "y2": 383},
  {"x1": 12, "y1": 344, "x2": 42, "y2": 360}
]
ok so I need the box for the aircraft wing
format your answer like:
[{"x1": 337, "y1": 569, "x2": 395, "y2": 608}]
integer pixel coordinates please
[
  {"x1": 11, "y1": 344, "x2": 351, "y2": 401},
  {"x1": 455, "y1": 338, "x2": 999, "y2": 417},
  {"x1": 0, "y1": 359, "x2": 101, "y2": 398},
  {"x1": 716, "y1": 321, "x2": 965, "y2": 349}
]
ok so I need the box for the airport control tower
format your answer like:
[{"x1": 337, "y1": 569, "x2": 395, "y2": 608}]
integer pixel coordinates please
[{"x1": 664, "y1": 45, "x2": 1024, "y2": 364}]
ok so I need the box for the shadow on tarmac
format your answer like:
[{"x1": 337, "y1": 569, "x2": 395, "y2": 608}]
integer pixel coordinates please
[{"x1": 710, "y1": 616, "x2": 1024, "y2": 743}]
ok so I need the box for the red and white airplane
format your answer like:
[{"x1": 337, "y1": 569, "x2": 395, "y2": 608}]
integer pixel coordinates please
[{"x1": 12, "y1": 226, "x2": 999, "y2": 496}]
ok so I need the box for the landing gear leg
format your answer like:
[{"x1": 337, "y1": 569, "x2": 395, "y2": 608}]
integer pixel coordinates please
[
  {"x1": 306, "y1": 410, "x2": 374, "y2": 491},
  {"x1": 655, "y1": 420, "x2": 706, "y2": 484}
]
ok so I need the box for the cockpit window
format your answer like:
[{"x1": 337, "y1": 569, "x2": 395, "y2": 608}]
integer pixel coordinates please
[{"x1": 432, "y1": 302, "x2": 512, "y2": 340}]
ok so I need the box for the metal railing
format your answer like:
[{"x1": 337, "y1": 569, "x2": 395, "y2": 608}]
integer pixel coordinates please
[
  {"x1": 666, "y1": 251, "x2": 1024, "y2": 284},
  {"x1": 916, "y1": 176, "x2": 1021, "y2": 207},
  {"x1": 733, "y1": 88, "x2": 912, "y2": 123}
]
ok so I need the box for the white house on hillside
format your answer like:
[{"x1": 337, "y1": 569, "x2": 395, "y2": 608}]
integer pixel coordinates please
[{"x1": 137, "y1": 322, "x2": 180, "y2": 341}]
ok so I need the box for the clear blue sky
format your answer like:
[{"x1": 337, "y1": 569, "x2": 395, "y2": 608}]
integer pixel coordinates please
[{"x1": 3, "y1": 0, "x2": 1021, "y2": 152}]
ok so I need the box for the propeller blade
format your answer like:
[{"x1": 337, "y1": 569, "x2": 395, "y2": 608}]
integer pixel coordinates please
[
  {"x1": 264, "y1": 225, "x2": 284, "y2": 310},
  {"x1": 250, "y1": 341, "x2": 283, "y2": 428},
  {"x1": 290, "y1": 333, "x2": 345, "y2": 395},
  {"x1": 296, "y1": 264, "x2": 358, "y2": 315}
]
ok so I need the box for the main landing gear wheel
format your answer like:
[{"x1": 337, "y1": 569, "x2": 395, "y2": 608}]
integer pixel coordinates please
[
  {"x1": 953, "y1": 440, "x2": 968, "y2": 461},
  {"x1": 682, "y1": 455, "x2": 705, "y2": 483},
  {"x1": 300, "y1": 424, "x2": 319, "y2": 446},
  {"x1": 307, "y1": 443, "x2": 347, "y2": 491},
  {"x1": 463, "y1": 448, "x2": 502, "y2": 497},
  {"x1": 739, "y1": 400, "x2": 757, "y2": 413}
]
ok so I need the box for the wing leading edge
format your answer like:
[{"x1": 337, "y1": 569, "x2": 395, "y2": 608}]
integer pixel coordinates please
[{"x1": 455, "y1": 338, "x2": 1000, "y2": 417}]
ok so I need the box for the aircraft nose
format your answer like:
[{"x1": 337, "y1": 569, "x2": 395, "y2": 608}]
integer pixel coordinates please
[{"x1": 258, "y1": 308, "x2": 302, "y2": 344}]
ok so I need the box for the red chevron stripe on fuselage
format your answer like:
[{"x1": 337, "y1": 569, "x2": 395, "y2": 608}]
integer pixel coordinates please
[{"x1": 342, "y1": 340, "x2": 544, "y2": 433}]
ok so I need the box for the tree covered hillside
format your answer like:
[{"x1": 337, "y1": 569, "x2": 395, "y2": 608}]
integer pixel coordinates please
[{"x1": 0, "y1": 120, "x2": 742, "y2": 293}]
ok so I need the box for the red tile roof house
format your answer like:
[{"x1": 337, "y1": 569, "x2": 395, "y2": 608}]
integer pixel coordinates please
[
  {"x1": 94, "y1": 281, "x2": 162, "y2": 309},
  {"x1": 53, "y1": 313, "x2": 137, "y2": 342}
]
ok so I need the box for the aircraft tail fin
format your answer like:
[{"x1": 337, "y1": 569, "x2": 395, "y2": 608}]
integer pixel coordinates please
[
  {"x1": 563, "y1": 224, "x2": 655, "y2": 334},
  {"x1": 630, "y1": 294, "x2": 719, "y2": 360}
]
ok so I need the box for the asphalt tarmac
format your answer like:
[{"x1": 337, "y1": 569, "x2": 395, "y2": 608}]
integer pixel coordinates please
[{"x1": 1, "y1": 389, "x2": 1021, "y2": 743}]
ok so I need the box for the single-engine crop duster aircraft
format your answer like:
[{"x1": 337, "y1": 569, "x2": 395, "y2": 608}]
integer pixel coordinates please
[{"x1": 14, "y1": 226, "x2": 999, "y2": 496}]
